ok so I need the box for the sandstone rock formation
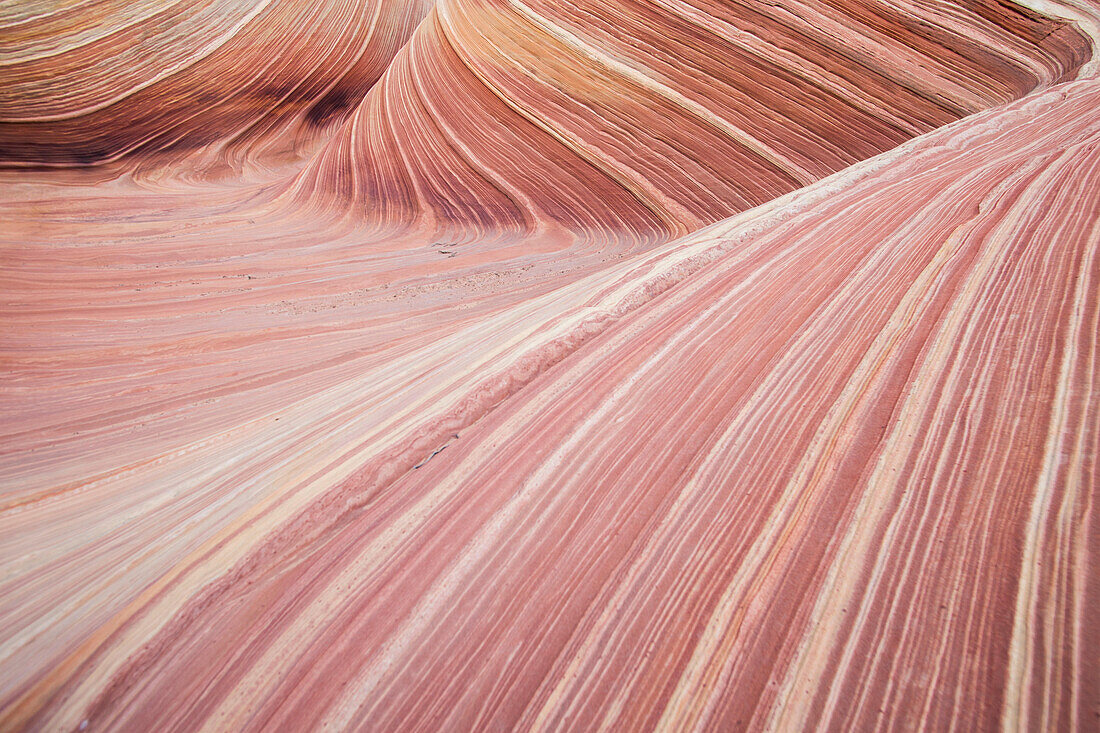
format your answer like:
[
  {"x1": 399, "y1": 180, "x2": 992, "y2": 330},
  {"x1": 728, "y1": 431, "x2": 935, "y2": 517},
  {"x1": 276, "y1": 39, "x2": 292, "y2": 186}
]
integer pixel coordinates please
[{"x1": 1, "y1": 0, "x2": 1097, "y2": 730}]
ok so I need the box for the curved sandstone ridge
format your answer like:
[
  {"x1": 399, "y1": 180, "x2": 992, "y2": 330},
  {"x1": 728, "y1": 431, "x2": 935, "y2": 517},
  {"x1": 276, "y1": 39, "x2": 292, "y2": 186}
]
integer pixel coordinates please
[
  {"x1": 295, "y1": 0, "x2": 1089, "y2": 236},
  {"x1": 0, "y1": 0, "x2": 434, "y2": 173},
  {"x1": 1, "y1": 0, "x2": 1099, "y2": 731}
]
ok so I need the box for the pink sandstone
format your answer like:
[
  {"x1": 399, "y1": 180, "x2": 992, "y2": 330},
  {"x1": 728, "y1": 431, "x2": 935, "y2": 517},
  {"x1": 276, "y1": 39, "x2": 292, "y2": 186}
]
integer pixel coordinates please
[{"x1": 0, "y1": 0, "x2": 1098, "y2": 730}]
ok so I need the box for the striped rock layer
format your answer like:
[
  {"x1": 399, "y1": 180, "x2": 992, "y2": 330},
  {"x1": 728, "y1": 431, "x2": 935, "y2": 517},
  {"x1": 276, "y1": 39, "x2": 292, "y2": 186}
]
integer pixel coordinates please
[
  {"x1": 295, "y1": 0, "x2": 1089, "y2": 236},
  {"x1": 1, "y1": 0, "x2": 1099, "y2": 731},
  {"x1": 0, "y1": 0, "x2": 433, "y2": 173}
]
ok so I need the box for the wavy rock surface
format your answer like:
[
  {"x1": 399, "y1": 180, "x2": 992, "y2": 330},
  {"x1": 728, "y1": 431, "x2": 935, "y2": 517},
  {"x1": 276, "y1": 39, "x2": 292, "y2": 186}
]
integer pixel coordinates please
[
  {"x1": 0, "y1": 0, "x2": 433, "y2": 174},
  {"x1": 1, "y1": 0, "x2": 1098, "y2": 730},
  {"x1": 297, "y1": 0, "x2": 1089, "y2": 236}
]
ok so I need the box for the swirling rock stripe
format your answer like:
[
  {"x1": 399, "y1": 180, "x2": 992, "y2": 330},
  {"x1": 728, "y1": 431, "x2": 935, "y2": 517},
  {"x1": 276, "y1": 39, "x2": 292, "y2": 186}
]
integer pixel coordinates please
[
  {"x1": 3, "y1": 71, "x2": 1098, "y2": 729},
  {"x1": 0, "y1": 204, "x2": 639, "y2": 726},
  {"x1": 0, "y1": 183, "x2": 597, "y2": 713},
  {"x1": 0, "y1": 0, "x2": 434, "y2": 170},
  {"x1": 298, "y1": 0, "x2": 1089, "y2": 236},
  {"x1": 1, "y1": 0, "x2": 1098, "y2": 730}
]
